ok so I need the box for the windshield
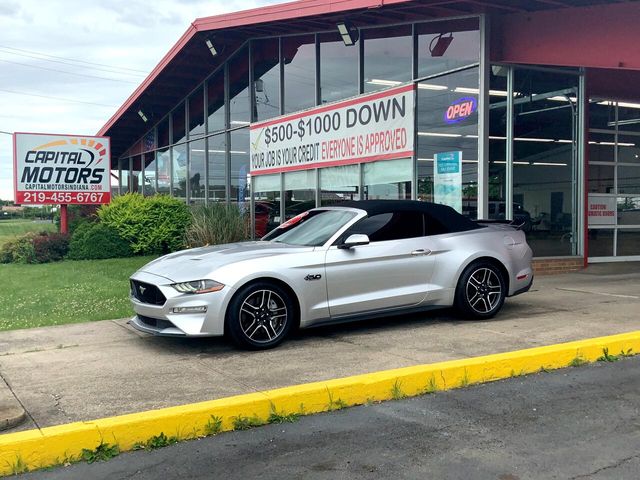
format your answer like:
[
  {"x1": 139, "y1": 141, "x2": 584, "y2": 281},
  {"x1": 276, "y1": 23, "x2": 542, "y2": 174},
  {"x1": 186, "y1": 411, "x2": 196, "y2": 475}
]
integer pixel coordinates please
[{"x1": 263, "y1": 209, "x2": 357, "y2": 246}]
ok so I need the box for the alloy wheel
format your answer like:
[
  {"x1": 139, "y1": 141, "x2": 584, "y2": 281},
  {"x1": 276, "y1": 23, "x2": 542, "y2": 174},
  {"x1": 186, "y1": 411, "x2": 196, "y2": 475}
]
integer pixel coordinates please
[
  {"x1": 465, "y1": 267, "x2": 503, "y2": 314},
  {"x1": 239, "y1": 289, "x2": 288, "y2": 344}
]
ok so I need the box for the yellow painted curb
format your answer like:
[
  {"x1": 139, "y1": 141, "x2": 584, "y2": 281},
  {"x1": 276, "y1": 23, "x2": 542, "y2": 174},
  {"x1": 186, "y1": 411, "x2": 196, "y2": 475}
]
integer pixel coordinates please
[{"x1": 1, "y1": 330, "x2": 639, "y2": 475}]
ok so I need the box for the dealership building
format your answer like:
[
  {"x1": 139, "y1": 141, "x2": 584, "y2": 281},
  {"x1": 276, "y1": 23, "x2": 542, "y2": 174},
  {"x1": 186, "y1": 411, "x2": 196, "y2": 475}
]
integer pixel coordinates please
[{"x1": 99, "y1": 0, "x2": 640, "y2": 268}]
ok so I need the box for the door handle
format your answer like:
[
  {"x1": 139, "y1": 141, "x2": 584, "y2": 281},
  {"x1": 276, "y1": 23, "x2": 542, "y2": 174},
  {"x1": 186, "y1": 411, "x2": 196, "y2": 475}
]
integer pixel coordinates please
[{"x1": 411, "y1": 249, "x2": 430, "y2": 256}]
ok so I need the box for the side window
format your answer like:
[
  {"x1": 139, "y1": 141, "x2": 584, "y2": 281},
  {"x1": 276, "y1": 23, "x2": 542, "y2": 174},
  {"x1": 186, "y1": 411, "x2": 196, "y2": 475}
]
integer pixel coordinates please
[
  {"x1": 424, "y1": 213, "x2": 449, "y2": 236},
  {"x1": 347, "y1": 211, "x2": 424, "y2": 242}
]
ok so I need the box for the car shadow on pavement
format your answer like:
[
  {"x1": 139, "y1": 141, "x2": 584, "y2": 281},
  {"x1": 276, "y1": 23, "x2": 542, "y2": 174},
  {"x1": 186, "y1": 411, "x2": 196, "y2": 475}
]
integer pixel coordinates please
[{"x1": 129, "y1": 300, "x2": 530, "y2": 356}]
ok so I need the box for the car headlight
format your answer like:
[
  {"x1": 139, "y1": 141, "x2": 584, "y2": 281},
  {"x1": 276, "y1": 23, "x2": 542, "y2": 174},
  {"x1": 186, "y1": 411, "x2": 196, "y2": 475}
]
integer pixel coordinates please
[{"x1": 171, "y1": 280, "x2": 224, "y2": 294}]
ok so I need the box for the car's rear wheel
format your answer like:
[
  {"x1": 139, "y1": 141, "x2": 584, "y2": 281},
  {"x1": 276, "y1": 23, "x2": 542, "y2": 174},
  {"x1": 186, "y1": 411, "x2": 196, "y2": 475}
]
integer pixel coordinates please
[
  {"x1": 455, "y1": 261, "x2": 506, "y2": 319},
  {"x1": 226, "y1": 281, "x2": 294, "y2": 350}
]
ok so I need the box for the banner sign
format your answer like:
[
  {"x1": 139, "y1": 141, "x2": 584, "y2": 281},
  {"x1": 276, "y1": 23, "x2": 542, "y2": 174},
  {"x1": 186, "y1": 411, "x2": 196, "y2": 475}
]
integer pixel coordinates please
[
  {"x1": 434, "y1": 151, "x2": 462, "y2": 213},
  {"x1": 13, "y1": 133, "x2": 111, "y2": 205},
  {"x1": 249, "y1": 84, "x2": 415, "y2": 175},
  {"x1": 587, "y1": 195, "x2": 616, "y2": 226}
]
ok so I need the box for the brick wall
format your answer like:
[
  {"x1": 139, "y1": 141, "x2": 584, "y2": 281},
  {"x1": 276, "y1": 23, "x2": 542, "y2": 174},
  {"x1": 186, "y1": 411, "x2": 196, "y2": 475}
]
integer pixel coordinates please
[{"x1": 532, "y1": 257, "x2": 584, "y2": 275}]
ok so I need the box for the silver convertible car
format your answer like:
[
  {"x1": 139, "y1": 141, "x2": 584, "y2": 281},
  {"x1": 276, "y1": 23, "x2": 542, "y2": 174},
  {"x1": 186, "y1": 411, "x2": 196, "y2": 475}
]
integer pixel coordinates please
[{"x1": 129, "y1": 200, "x2": 533, "y2": 349}]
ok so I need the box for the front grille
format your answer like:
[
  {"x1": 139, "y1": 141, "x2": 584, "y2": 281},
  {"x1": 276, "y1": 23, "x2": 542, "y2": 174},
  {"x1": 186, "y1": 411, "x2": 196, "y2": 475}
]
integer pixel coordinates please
[
  {"x1": 138, "y1": 315, "x2": 174, "y2": 330},
  {"x1": 130, "y1": 280, "x2": 166, "y2": 306}
]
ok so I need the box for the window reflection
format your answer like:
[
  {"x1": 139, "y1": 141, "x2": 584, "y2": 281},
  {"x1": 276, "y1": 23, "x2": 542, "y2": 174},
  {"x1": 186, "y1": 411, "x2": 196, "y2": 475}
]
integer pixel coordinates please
[
  {"x1": 253, "y1": 174, "x2": 280, "y2": 237},
  {"x1": 189, "y1": 139, "x2": 206, "y2": 201},
  {"x1": 188, "y1": 86, "x2": 205, "y2": 139},
  {"x1": 253, "y1": 38, "x2": 281, "y2": 120},
  {"x1": 320, "y1": 165, "x2": 359, "y2": 205},
  {"x1": 207, "y1": 69, "x2": 225, "y2": 133},
  {"x1": 156, "y1": 148, "x2": 171, "y2": 194},
  {"x1": 364, "y1": 25, "x2": 412, "y2": 93},
  {"x1": 207, "y1": 134, "x2": 226, "y2": 201},
  {"x1": 229, "y1": 46, "x2": 250, "y2": 125},
  {"x1": 143, "y1": 151, "x2": 157, "y2": 196},
  {"x1": 319, "y1": 31, "x2": 358, "y2": 104},
  {"x1": 416, "y1": 68, "x2": 479, "y2": 216},
  {"x1": 171, "y1": 143, "x2": 187, "y2": 199},
  {"x1": 417, "y1": 18, "x2": 480, "y2": 78},
  {"x1": 364, "y1": 158, "x2": 412, "y2": 200},
  {"x1": 285, "y1": 170, "x2": 316, "y2": 218},
  {"x1": 283, "y1": 35, "x2": 316, "y2": 113},
  {"x1": 230, "y1": 128, "x2": 250, "y2": 205}
]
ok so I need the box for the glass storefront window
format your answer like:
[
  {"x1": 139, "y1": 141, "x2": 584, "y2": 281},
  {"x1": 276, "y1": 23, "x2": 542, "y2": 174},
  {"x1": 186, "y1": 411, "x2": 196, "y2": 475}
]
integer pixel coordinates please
[
  {"x1": 617, "y1": 134, "x2": 640, "y2": 164},
  {"x1": 130, "y1": 155, "x2": 142, "y2": 193},
  {"x1": 253, "y1": 38, "x2": 281, "y2": 121},
  {"x1": 230, "y1": 128, "x2": 250, "y2": 205},
  {"x1": 618, "y1": 165, "x2": 640, "y2": 194},
  {"x1": 363, "y1": 158, "x2": 412, "y2": 199},
  {"x1": 143, "y1": 151, "x2": 157, "y2": 196},
  {"x1": 363, "y1": 25, "x2": 412, "y2": 93},
  {"x1": 172, "y1": 143, "x2": 187, "y2": 199},
  {"x1": 283, "y1": 35, "x2": 316, "y2": 113},
  {"x1": 284, "y1": 170, "x2": 316, "y2": 219},
  {"x1": 320, "y1": 164, "x2": 359, "y2": 205},
  {"x1": 229, "y1": 46, "x2": 250, "y2": 126},
  {"x1": 589, "y1": 132, "x2": 615, "y2": 162},
  {"x1": 587, "y1": 229, "x2": 614, "y2": 257},
  {"x1": 253, "y1": 174, "x2": 281, "y2": 237},
  {"x1": 319, "y1": 31, "x2": 358, "y2": 104},
  {"x1": 189, "y1": 139, "x2": 206, "y2": 201},
  {"x1": 188, "y1": 86, "x2": 205, "y2": 139},
  {"x1": 617, "y1": 196, "x2": 640, "y2": 225},
  {"x1": 416, "y1": 67, "x2": 479, "y2": 216},
  {"x1": 617, "y1": 103, "x2": 640, "y2": 133},
  {"x1": 617, "y1": 229, "x2": 640, "y2": 256},
  {"x1": 488, "y1": 65, "x2": 507, "y2": 218},
  {"x1": 156, "y1": 148, "x2": 171, "y2": 194},
  {"x1": 120, "y1": 158, "x2": 130, "y2": 193},
  {"x1": 417, "y1": 18, "x2": 480, "y2": 79},
  {"x1": 513, "y1": 68, "x2": 579, "y2": 256},
  {"x1": 207, "y1": 69, "x2": 225, "y2": 133},
  {"x1": 157, "y1": 118, "x2": 170, "y2": 149},
  {"x1": 172, "y1": 102, "x2": 187, "y2": 145},
  {"x1": 588, "y1": 164, "x2": 615, "y2": 193},
  {"x1": 207, "y1": 134, "x2": 226, "y2": 201}
]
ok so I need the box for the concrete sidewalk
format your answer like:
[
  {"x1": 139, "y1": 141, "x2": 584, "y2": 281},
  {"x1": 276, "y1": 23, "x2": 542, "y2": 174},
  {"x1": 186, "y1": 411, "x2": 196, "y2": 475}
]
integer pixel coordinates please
[{"x1": 1, "y1": 262, "x2": 639, "y2": 433}]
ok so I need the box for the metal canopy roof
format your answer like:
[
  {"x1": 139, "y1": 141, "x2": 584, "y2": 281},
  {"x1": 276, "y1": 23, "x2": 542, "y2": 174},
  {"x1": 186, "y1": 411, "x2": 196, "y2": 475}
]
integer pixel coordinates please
[{"x1": 99, "y1": 0, "x2": 627, "y2": 161}]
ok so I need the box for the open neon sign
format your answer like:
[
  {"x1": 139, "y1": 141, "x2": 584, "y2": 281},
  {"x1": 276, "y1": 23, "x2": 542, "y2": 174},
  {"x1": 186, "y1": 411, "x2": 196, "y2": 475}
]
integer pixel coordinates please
[{"x1": 444, "y1": 97, "x2": 477, "y2": 124}]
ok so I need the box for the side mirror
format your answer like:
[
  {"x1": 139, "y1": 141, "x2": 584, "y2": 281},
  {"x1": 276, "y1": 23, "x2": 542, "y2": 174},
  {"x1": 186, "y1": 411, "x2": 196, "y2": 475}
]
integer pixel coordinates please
[{"x1": 338, "y1": 234, "x2": 370, "y2": 249}]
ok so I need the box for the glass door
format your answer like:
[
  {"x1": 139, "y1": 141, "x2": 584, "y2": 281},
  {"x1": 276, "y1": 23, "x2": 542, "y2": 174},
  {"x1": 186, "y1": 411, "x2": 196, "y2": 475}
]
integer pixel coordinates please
[{"x1": 511, "y1": 68, "x2": 580, "y2": 257}]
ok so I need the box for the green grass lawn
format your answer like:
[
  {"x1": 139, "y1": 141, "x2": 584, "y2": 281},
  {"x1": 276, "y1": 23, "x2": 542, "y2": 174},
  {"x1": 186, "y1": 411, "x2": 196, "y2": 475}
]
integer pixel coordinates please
[
  {"x1": 0, "y1": 219, "x2": 56, "y2": 247},
  {"x1": 0, "y1": 256, "x2": 156, "y2": 331}
]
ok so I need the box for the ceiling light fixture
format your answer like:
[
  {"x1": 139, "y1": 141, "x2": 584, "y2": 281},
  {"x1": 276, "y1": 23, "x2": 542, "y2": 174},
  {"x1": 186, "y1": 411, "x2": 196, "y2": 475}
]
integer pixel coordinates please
[
  {"x1": 137, "y1": 110, "x2": 148, "y2": 122},
  {"x1": 429, "y1": 33, "x2": 453, "y2": 57},
  {"x1": 337, "y1": 21, "x2": 358, "y2": 46},
  {"x1": 205, "y1": 39, "x2": 218, "y2": 57}
]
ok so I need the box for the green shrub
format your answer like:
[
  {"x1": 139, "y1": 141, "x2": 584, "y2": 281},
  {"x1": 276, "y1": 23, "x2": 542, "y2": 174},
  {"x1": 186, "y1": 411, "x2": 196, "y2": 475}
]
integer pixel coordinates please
[
  {"x1": 0, "y1": 231, "x2": 69, "y2": 264},
  {"x1": 67, "y1": 223, "x2": 132, "y2": 260},
  {"x1": 98, "y1": 194, "x2": 191, "y2": 255},
  {"x1": 185, "y1": 203, "x2": 249, "y2": 248}
]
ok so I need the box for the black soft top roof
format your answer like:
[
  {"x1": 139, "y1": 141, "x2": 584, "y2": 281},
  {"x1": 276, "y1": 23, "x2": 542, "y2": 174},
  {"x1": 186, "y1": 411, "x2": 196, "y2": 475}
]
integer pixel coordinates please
[{"x1": 334, "y1": 200, "x2": 481, "y2": 232}]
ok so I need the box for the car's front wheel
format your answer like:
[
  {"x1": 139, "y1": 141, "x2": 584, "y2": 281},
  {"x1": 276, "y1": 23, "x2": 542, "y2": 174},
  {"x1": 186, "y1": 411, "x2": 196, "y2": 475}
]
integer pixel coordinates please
[
  {"x1": 226, "y1": 281, "x2": 295, "y2": 350},
  {"x1": 454, "y1": 261, "x2": 506, "y2": 319}
]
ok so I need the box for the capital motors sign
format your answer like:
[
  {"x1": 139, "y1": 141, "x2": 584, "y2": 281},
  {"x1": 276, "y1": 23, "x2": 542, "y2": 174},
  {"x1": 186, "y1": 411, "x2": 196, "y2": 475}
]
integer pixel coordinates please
[{"x1": 13, "y1": 133, "x2": 111, "y2": 205}]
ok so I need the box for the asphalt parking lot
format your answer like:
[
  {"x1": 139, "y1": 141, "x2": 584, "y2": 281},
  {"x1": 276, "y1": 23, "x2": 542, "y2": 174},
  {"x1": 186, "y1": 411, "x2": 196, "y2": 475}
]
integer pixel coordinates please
[
  {"x1": 23, "y1": 353, "x2": 640, "y2": 480},
  {"x1": 1, "y1": 262, "x2": 639, "y2": 432}
]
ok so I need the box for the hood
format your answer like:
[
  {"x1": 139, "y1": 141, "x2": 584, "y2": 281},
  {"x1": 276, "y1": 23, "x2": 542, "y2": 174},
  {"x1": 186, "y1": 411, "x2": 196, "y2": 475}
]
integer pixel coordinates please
[{"x1": 138, "y1": 241, "x2": 313, "y2": 282}]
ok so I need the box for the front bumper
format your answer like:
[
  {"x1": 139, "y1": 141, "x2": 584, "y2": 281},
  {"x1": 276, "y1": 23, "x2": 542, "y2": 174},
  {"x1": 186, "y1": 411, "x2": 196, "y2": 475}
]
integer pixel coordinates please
[{"x1": 128, "y1": 270, "x2": 232, "y2": 337}]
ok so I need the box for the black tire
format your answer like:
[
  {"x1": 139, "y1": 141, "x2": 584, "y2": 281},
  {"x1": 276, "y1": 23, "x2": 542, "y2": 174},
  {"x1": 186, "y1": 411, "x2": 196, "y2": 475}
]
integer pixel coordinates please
[
  {"x1": 226, "y1": 281, "x2": 295, "y2": 350},
  {"x1": 454, "y1": 261, "x2": 506, "y2": 319}
]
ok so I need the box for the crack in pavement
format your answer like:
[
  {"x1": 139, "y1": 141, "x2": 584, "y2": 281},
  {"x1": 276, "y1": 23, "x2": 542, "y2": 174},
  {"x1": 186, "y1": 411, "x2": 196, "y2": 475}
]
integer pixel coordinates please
[
  {"x1": 569, "y1": 453, "x2": 640, "y2": 479},
  {"x1": 0, "y1": 365, "x2": 40, "y2": 430}
]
